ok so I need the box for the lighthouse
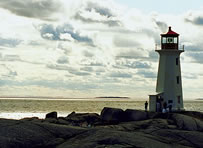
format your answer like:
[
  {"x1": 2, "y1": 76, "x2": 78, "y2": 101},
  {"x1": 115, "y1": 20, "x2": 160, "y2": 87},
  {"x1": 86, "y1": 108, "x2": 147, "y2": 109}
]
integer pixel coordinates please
[{"x1": 149, "y1": 27, "x2": 184, "y2": 112}]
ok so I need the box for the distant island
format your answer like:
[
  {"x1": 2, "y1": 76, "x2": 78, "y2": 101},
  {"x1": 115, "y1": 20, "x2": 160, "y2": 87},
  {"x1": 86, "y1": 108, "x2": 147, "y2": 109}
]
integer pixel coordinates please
[
  {"x1": 196, "y1": 98, "x2": 203, "y2": 100},
  {"x1": 96, "y1": 96, "x2": 130, "y2": 99}
]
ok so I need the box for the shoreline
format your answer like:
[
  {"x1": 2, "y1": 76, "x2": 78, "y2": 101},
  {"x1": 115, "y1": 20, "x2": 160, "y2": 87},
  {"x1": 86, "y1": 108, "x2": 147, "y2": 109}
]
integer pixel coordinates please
[{"x1": 0, "y1": 107, "x2": 202, "y2": 147}]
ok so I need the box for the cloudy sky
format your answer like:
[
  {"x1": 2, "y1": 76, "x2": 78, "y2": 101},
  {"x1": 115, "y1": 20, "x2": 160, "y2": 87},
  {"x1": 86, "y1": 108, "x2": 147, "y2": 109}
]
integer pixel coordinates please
[{"x1": 0, "y1": 0, "x2": 203, "y2": 99}]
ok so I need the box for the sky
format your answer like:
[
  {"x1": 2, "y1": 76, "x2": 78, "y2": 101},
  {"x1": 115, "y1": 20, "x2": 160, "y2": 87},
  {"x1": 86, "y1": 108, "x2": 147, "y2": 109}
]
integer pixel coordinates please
[{"x1": 0, "y1": 0, "x2": 203, "y2": 99}]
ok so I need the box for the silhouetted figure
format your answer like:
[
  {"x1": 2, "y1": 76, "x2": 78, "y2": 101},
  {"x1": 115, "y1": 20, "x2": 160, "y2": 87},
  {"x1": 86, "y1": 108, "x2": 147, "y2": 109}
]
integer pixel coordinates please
[
  {"x1": 163, "y1": 102, "x2": 167, "y2": 109},
  {"x1": 162, "y1": 102, "x2": 167, "y2": 113},
  {"x1": 156, "y1": 101, "x2": 161, "y2": 112},
  {"x1": 145, "y1": 101, "x2": 148, "y2": 111},
  {"x1": 168, "y1": 104, "x2": 172, "y2": 112}
]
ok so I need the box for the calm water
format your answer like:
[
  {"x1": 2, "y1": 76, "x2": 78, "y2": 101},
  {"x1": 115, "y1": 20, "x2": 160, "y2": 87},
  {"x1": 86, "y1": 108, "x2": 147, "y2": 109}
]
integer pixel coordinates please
[{"x1": 0, "y1": 98, "x2": 202, "y2": 119}]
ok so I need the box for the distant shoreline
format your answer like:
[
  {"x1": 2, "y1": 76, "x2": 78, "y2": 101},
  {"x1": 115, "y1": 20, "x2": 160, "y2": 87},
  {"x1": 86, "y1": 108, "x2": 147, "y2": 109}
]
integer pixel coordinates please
[
  {"x1": 95, "y1": 96, "x2": 130, "y2": 99},
  {"x1": 0, "y1": 96, "x2": 130, "y2": 99}
]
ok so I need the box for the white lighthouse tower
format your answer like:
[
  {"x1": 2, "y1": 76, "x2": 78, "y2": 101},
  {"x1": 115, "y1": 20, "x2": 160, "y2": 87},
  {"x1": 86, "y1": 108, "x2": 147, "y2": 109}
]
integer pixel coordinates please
[{"x1": 149, "y1": 27, "x2": 184, "y2": 112}]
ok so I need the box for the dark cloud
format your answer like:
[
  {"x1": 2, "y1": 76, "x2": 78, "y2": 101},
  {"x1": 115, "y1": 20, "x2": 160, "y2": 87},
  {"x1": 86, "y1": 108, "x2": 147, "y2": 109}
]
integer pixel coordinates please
[
  {"x1": 155, "y1": 20, "x2": 168, "y2": 32},
  {"x1": 74, "y1": 13, "x2": 121, "y2": 27},
  {"x1": 116, "y1": 49, "x2": 147, "y2": 59},
  {"x1": 46, "y1": 64, "x2": 91, "y2": 76},
  {"x1": 109, "y1": 72, "x2": 132, "y2": 78},
  {"x1": 0, "y1": 0, "x2": 61, "y2": 21},
  {"x1": 38, "y1": 24, "x2": 94, "y2": 45},
  {"x1": 86, "y1": 2, "x2": 114, "y2": 18},
  {"x1": 187, "y1": 52, "x2": 203, "y2": 63},
  {"x1": 148, "y1": 50, "x2": 159, "y2": 61},
  {"x1": 185, "y1": 14, "x2": 203, "y2": 26},
  {"x1": 114, "y1": 60, "x2": 151, "y2": 69},
  {"x1": 69, "y1": 71, "x2": 91, "y2": 76},
  {"x1": 0, "y1": 37, "x2": 22, "y2": 47},
  {"x1": 83, "y1": 50, "x2": 94, "y2": 57},
  {"x1": 137, "y1": 70, "x2": 156, "y2": 78},
  {"x1": 184, "y1": 44, "x2": 203, "y2": 52},
  {"x1": 57, "y1": 56, "x2": 69, "y2": 64},
  {"x1": 0, "y1": 64, "x2": 18, "y2": 78},
  {"x1": 73, "y1": 2, "x2": 121, "y2": 27},
  {"x1": 80, "y1": 67, "x2": 94, "y2": 72}
]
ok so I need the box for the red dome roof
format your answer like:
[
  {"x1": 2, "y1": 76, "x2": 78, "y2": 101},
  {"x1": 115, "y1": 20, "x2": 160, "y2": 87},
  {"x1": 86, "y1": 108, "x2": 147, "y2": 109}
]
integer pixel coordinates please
[{"x1": 161, "y1": 27, "x2": 179, "y2": 37}]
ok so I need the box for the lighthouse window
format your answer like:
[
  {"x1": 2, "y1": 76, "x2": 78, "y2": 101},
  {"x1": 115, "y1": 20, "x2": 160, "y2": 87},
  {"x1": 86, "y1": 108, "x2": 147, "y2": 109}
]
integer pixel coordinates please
[
  {"x1": 162, "y1": 37, "x2": 167, "y2": 43},
  {"x1": 174, "y1": 37, "x2": 178, "y2": 43},
  {"x1": 176, "y1": 76, "x2": 180, "y2": 84},
  {"x1": 178, "y1": 96, "x2": 181, "y2": 104},
  {"x1": 176, "y1": 58, "x2": 179, "y2": 65},
  {"x1": 167, "y1": 37, "x2": 173, "y2": 43}
]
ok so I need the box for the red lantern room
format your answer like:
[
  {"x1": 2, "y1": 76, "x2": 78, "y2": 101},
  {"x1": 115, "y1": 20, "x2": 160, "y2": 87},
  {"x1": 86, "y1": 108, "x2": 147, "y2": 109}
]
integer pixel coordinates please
[{"x1": 161, "y1": 26, "x2": 179, "y2": 50}]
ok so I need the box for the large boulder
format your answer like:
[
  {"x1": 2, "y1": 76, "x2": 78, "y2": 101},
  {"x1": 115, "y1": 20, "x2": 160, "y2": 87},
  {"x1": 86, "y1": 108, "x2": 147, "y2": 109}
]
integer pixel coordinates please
[
  {"x1": 45, "y1": 111, "x2": 57, "y2": 119},
  {"x1": 124, "y1": 109, "x2": 148, "y2": 121},
  {"x1": 66, "y1": 112, "x2": 101, "y2": 126},
  {"x1": 171, "y1": 113, "x2": 203, "y2": 131},
  {"x1": 100, "y1": 107, "x2": 125, "y2": 123}
]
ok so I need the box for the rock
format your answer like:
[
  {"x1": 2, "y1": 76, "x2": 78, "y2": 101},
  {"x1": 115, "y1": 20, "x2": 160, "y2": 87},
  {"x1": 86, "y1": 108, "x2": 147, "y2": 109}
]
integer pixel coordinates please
[
  {"x1": 20, "y1": 117, "x2": 41, "y2": 122},
  {"x1": 57, "y1": 117, "x2": 71, "y2": 125},
  {"x1": 0, "y1": 110, "x2": 203, "y2": 148},
  {"x1": 124, "y1": 109, "x2": 148, "y2": 121},
  {"x1": 0, "y1": 119, "x2": 86, "y2": 148},
  {"x1": 100, "y1": 107, "x2": 125, "y2": 123},
  {"x1": 45, "y1": 111, "x2": 57, "y2": 119},
  {"x1": 171, "y1": 113, "x2": 203, "y2": 131},
  {"x1": 66, "y1": 112, "x2": 101, "y2": 126}
]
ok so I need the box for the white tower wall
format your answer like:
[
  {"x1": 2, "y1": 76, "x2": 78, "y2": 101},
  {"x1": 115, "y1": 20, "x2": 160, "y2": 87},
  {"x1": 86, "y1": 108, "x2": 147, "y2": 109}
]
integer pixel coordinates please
[{"x1": 156, "y1": 50, "x2": 184, "y2": 110}]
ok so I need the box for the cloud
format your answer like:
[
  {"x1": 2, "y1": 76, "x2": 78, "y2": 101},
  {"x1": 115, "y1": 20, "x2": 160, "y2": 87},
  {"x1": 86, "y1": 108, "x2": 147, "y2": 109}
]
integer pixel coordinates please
[
  {"x1": 0, "y1": 37, "x2": 22, "y2": 47},
  {"x1": 114, "y1": 60, "x2": 151, "y2": 69},
  {"x1": 0, "y1": 64, "x2": 17, "y2": 78},
  {"x1": 0, "y1": 0, "x2": 62, "y2": 21},
  {"x1": 185, "y1": 11, "x2": 203, "y2": 26},
  {"x1": 80, "y1": 67, "x2": 94, "y2": 72},
  {"x1": 3, "y1": 55, "x2": 21, "y2": 61},
  {"x1": 86, "y1": 1, "x2": 114, "y2": 18},
  {"x1": 154, "y1": 20, "x2": 168, "y2": 32},
  {"x1": 46, "y1": 64, "x2": 69, "y2": 71},
  {"x1": 137, "y1": 70, "x2": 156, "y2": 78},
  {"x1": 46, "y1": 64, "x2": 91, "y2": 76},
  {"x1": 0, "y1": 79, "x2": 98, "y2": 90},
  {"x1": 109, "y1": 72, "x2": 132, "y2": 78},
  {"x1": 73, "y1": 1, "x2": 121, "y2": 27},
  {"x1": 183, "y1": 42, "x2": 203, "y2": 51},
  {"x1": 116, "y1": 49, "x2": 148, "y2": 59},
  {"x1": 57, "y1": 56, "x2": 69, "y2": 64},
  {"x1": 37, "y1": 23, "x2": 94, "y2": 45},
  {"x1": 83, "y1": 50, "x2": 94, "y2": 57},
  {"x1": 113, "y1": 36, "x2": 140, "y2": 48},
  {"x1": 187, "y1": 52, "x2": 203, "y2": 63},
  {"x1": 69, "y1": 71, "x2": 91, "y2": 76}
]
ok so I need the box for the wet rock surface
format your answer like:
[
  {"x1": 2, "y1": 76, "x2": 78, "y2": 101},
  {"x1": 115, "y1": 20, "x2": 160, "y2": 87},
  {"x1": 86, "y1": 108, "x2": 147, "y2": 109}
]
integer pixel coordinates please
[{"x1": 0, "y1": 108, "x2": 202, "y2": 148}]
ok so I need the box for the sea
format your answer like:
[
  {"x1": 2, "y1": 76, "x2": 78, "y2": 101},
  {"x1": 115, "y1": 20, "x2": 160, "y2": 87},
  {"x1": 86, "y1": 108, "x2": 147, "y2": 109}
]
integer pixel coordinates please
[{"x1": 0, "y1": 98, "x2": 202, "y2": 119}]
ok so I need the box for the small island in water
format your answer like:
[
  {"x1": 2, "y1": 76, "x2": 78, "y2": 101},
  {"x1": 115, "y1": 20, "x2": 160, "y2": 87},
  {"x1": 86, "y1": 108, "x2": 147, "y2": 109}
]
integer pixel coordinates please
[{"x1": 96, "y1": 96, "x2": 130, "y2": 99}]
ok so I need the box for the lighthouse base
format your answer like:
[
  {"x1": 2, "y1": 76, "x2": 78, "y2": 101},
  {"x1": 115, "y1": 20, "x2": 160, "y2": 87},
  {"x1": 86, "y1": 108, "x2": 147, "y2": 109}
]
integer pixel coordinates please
[{"x1": 149, "y1": 94, "x2": 184, "y2": 112}]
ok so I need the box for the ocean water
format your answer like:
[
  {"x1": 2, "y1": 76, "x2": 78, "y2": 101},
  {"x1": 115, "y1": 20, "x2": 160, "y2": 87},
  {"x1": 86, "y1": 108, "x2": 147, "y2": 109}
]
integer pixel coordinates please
[{"x1": 0, "y1": 98, "x2": 202, "y2": 119}]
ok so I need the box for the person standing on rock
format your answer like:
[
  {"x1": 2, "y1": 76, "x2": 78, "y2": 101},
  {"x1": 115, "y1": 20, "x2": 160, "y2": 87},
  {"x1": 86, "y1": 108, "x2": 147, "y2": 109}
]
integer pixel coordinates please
[
  {"x1": 145, "y1": 101, "x2": 148, "y2": 111},
  {"x1": 162, "y1": 102, "x2": 167, "y2": 113}
]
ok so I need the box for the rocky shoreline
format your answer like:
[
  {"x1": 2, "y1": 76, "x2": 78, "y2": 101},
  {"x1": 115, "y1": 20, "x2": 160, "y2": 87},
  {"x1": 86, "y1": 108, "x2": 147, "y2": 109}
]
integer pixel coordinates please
[{"x1": 0, "y1": 107, "x2": 203, "y2": 148}]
